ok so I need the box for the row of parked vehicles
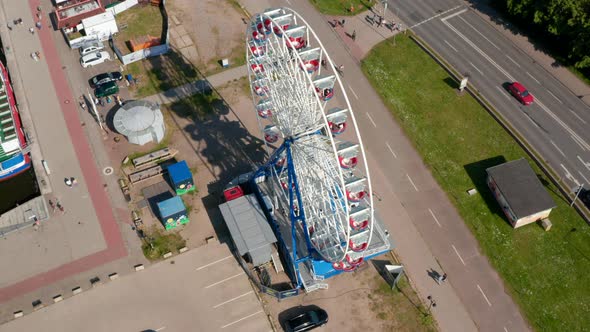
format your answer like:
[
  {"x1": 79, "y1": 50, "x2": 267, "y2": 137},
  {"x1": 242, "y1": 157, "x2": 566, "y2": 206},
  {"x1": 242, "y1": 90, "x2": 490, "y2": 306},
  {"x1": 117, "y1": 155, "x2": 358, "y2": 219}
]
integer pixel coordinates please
[{"x1": 78, "y1": 41, "x2": 122, "y2": 98}]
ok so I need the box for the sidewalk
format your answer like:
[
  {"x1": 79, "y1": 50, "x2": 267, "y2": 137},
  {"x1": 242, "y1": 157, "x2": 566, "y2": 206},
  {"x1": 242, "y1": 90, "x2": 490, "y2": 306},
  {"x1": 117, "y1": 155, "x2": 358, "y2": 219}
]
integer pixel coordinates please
[{"x1": 143, "y1": 65, "x2": 247, "y2": 104}]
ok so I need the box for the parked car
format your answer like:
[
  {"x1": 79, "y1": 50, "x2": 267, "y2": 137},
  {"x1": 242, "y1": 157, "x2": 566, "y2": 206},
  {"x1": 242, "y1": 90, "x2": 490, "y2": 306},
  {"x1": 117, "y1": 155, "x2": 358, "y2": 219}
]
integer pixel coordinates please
[
  {"x1": 284, "y1": 307, "x2": 328, "y2": 332},
  {"x1": 79, "y1": 41, "x2": 104, "y2": 56},
  {"x1": 94, "y1": 81, "x2": 119, "y2": 98},
  {"x1": 90, "y1": 72, "x2": 123, "y2": 87},
  {"x1": 507, "y1": 81, "x2": 534, "y2": 105},
  {"x1": 80, "y1": 51, "x2": 111, "y2": 68}
]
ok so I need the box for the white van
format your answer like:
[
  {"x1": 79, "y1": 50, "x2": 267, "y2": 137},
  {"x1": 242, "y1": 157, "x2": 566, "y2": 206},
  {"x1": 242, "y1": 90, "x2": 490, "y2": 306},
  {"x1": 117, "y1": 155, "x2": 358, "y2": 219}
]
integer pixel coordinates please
[
  {"x1": 79, "y1": 41, "x2": 104, "y2": 56},
  {"x1": 80, "y1": 51, "x2": 111, "y2": 68}
]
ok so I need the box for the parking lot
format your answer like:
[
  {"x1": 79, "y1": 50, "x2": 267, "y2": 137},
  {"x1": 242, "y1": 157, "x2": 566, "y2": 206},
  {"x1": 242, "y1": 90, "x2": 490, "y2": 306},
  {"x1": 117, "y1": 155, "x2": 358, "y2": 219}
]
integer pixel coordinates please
[{"x1": 0, "y1": 242, "x2": 270, "y2": 332}]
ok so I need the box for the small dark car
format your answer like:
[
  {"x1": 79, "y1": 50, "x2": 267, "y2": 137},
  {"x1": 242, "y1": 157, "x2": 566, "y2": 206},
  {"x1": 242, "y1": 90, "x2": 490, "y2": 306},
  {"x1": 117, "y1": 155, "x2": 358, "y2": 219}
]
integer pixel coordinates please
[
  {"x1": 90, "y1": 71, "x2": 123, "y2": 87},
  {"x1": 284, "y1": 307, "x2": 328, "y2": 332},
  {"x1": 94, "y1": 81, "x2": 119, "y2": 98}
]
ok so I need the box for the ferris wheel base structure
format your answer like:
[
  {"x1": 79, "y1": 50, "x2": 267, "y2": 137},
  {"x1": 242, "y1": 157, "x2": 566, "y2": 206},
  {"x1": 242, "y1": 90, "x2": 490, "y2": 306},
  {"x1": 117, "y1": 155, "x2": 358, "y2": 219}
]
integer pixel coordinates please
[{"x1": 250, "y1": 171, "x2": 393, "y2": 291}]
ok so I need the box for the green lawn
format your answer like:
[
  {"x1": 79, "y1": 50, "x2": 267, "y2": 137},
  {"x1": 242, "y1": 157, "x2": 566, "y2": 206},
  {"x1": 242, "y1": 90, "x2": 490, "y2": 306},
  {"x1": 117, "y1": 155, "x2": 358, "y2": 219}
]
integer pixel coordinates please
[
  {"x1": 309, "y1": 0, "x2": 371, "y2": 16},
  {"x1": 115, "y1": 5, "x2": 163, "y2": 52},
  {"x1": 362, "y1": 35, "x2": 590, "y2": 331}
]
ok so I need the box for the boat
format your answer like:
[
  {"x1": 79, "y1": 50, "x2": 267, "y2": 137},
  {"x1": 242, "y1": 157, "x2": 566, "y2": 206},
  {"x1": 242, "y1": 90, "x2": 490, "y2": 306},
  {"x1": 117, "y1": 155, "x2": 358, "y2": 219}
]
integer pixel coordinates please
[{"x1": 0, "y1": 61, "x2": 31, "y2": 181}]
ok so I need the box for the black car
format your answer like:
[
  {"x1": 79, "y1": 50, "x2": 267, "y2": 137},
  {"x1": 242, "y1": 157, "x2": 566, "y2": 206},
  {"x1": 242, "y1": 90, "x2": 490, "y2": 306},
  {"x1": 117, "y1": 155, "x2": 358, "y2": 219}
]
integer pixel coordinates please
[
  {"x1": 90, "y1": 71, "x2": 123, "y2": 87},
  {"x1": 284, "y1": 307, "x2": 328, "y2": 332}
]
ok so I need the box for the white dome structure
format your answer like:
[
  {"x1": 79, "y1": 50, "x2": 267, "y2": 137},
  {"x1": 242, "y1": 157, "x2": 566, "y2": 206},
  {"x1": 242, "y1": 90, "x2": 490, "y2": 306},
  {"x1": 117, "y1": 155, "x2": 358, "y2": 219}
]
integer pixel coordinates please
[{"x1": 113, "y1": 100, "x2": 165, "y2": 146}]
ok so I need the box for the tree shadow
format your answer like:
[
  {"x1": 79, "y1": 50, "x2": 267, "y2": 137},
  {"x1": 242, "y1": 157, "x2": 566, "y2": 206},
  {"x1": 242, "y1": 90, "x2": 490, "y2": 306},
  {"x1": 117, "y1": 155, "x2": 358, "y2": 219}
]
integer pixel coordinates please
[
  {"x1": 464, "y1": 156, "x2": 507, "y2": 219},
  {"x1": 141, "y1": 47, "x2": 268, "y2": 243}
]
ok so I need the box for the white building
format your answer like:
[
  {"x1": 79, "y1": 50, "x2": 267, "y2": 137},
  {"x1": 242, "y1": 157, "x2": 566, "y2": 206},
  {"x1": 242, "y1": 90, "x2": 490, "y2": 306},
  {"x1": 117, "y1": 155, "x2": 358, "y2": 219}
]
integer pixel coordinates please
[
  {"x1": 80, "y1": 11, "x2": 118, "y2": 41},
  {"x1": 113, "y1": 100, "x2": 165, "y2": 146}
]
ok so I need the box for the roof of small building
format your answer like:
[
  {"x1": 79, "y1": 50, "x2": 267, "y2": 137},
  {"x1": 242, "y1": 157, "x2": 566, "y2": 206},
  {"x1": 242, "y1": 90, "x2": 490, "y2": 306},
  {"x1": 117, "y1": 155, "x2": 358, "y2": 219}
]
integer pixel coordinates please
[
  {"x1": 113, "y1": 100, "x2": 163, "y2": 137},
  {"x1": 486, "y1": 158, "x2": 556, "y2": 219},
  {"x1": 157, "y1": 196, "x2": 186, "y2": 218},
  {"x1": 167, "y1": 160, "x2": 192, "y2": 183},
  {"x1": 219, "y1": 194, "x2": 277, "y2": 264}
]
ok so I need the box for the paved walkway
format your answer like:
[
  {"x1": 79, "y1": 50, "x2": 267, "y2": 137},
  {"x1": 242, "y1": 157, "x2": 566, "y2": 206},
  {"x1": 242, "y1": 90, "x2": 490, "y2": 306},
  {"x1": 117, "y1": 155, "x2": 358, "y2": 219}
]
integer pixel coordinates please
[{"x1": 0, "y1": 0, "x2": 127, "y2": 303}]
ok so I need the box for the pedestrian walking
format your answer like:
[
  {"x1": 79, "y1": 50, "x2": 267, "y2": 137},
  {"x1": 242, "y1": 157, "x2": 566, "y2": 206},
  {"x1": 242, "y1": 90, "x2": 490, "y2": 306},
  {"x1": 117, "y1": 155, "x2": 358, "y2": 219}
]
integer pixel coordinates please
[
  {"x1": 441, "y1": 273, "x2": 447, "y2": 283},
  {"x1": 340, "y1": 19, "x2": 345, "y2": 27},
  {"x1": 71, "y1": 177, "x2": 78, "y2": 186},
  {"x1": 352, "y1": 30, "x2": 357, "y2": 41},
  {"x1": 436, "y1": 273, "x2": 447, "y2": 284},
  {"x1": 36, "y1": 21, "x2": 41, "y2": 30},
  {"x1": 65, "y1": 177, "x2": 72, "y2": 187},
  {"x1": 321, "y1": 59, "x2": 327, "y2": 68},
  {"x1": 6, "y1": 23, "x2": 12, "y2": 31},
  {"x1": 29, "y1": 27, "x2": 34, "y2": 34}
]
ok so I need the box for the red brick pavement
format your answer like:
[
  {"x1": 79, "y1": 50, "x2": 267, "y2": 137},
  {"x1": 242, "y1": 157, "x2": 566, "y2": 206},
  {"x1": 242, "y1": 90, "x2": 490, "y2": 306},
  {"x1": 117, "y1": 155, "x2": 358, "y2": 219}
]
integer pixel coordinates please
[{"x1": 0, "y1": 1, "x2": 128, "y2": 303}]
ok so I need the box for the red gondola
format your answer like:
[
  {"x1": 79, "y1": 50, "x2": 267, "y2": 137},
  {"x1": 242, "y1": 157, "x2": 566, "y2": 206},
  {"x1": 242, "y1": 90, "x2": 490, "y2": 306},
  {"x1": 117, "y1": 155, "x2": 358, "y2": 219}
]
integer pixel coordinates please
[
  {"x1": 301, "y1": 59, "x2": 320, "y2": 73},
  {"x1": 347, "y1": 189, "x2": 366, "y2": 202},
  {"x1": 349, "y1": 239, "x2": 368, "y2": 252},
  {"x1": 329, "y1": 121, "x2": 346, "y2": 135},
  {"x1": 338, "y1": 155, "x2": 358, "y2": 169},
  {"x1": 349, "y1": 217, "x2": 369, "y2": 230}
]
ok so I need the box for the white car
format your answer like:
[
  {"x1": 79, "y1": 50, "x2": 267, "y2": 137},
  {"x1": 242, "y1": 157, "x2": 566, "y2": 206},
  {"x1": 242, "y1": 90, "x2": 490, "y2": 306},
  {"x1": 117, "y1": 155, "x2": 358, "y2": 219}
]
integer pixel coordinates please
[
  {"x1": 80, "y1": 51, "x2": 111, "y2": 68},
  {"x1": 79, "y1": 42, "x2": 104, "y2": 56}
]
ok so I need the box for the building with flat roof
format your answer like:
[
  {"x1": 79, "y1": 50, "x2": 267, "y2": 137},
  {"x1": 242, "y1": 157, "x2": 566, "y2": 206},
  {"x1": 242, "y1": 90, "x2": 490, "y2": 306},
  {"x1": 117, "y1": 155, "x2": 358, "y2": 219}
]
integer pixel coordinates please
[
  {"x1": 219, "y1": 194, "x2": 277, "y2": 266},
  {"x1": 486, "y1": 158, "x2": 556, "y2": 228}
]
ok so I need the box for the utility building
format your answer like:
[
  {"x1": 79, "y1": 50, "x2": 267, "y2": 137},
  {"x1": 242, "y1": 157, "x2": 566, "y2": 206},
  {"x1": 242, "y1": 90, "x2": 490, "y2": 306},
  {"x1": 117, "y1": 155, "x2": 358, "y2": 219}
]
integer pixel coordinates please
[{"x1": 486, "y1": 158, "x2": 556, "y2": 228}]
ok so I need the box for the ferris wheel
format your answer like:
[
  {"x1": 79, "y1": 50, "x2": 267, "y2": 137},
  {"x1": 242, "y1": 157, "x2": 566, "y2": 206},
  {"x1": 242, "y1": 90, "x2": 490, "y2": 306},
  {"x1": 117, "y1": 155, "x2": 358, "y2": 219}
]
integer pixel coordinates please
[{"x1": 246, "y1": 8, "x2": 377, "y2": 274}]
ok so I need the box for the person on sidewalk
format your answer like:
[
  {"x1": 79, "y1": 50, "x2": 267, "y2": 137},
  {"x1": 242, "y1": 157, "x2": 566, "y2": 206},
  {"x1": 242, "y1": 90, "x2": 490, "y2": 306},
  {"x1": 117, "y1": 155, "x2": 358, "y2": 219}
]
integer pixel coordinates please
[
  {"x1": 352, "y1": 30, "x2": 357, "y2": 41},
  {"x1": 437, "y1": 273, "x2": 448, "y2": 284},
  {"x1": 65, "y1": 177, "x2": 72, "y2": 187}
]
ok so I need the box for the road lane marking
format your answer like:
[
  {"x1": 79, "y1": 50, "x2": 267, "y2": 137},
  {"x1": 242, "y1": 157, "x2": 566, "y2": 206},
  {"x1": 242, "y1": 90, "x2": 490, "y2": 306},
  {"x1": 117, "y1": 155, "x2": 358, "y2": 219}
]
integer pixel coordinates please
[
  {"x1": 428, "y1": 208, "x2": 442, "y2": 227},
  {"x1": 196, "y1": 255, "x2": 233, "y2": 271},
  {"x1": 469, "y1": 61, "x2": 483, "y2": 75},
  {"x1": 412, "y1": 5, "x2": 464, "y2": 28},
  {"x1": 443, "y1": 40, "x2": 458, "y2": 52},
  {"x1": 348, "y1": 84, "x2": 359, "y2": 100},
  {"x1": 221, "y1": 310, "x2": 264, "y2": 329},
  {"x1": 440, "y1": 7, "x2": 468, "y2": 22},
  {"x1": 443, "y1": 21, "x2": 514, "y2": 80},
  {"x1": 571, "y1": 135, "x2": 587, "y2": 151},
  {"x1": 525, "y1": 71, "x2": 540, "y2": 84},
  {"x1": 458, "y1": 16, "x2": 500, "y2": 50},
  {"x1": 560, "y1": 164, "x2": 579, "y2": 186},
  {"x1": 496, "y1": 86, "x2": 511, "y2": 100},
  {"x1": 536, "y1": 99, "x2": 590, "y2": 151},
  {"x1": 205, "y1": 272, "x2": 244, "y2": 289},
  {"x1": 577, "y1": 155, "x2": 590, "y2": 171},
  {"x1": 550, "y1": 140, "x2": 566, "y2": 157},
  {"x1": 451, "y1": 244, "x2": 466, "y2": 265},
  {"x1": 505, "y1": 55, "x2": 520, "y2": 67},
  {"x1": 385, "y1": 141, "x2": 397, "y2": 158},
  {"x1": 406, "y1": 174, "x2": 418, "y2": 191},
  {"x1": 214, "y1": 291, "x2": 254, "y2": 308},
  {"x1": 366, "y1": 112, "x2": 377, "y2": 127},
  {"x1": 578, "y1": 171, "x2": 590, "y2": 185},
  {"x1": 547, "y1": 90, "x2": 563, "y2": 104},
  {"x1": 569, "y1": 109, "x2": 587, "y2": 124},
  {"x1": 477, "y1": 284, "x2": 493, "y2": 306}
]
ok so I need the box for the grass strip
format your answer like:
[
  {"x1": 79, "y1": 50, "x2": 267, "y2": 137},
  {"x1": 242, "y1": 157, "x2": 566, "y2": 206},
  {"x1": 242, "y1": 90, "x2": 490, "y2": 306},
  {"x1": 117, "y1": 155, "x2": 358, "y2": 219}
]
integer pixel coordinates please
[{"x1": 362, "y1": 34, "x2": 590, "y2": 332}]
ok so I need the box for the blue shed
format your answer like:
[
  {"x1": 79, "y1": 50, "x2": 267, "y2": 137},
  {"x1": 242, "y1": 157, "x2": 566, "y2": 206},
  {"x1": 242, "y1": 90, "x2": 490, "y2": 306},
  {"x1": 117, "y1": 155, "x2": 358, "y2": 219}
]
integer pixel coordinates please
[
  {"x1": 157, "y1": 196, "x2": 189, "y2": 230},
  {"x1": 167, "y1": 160, "x2": 194, "y2": 195}
]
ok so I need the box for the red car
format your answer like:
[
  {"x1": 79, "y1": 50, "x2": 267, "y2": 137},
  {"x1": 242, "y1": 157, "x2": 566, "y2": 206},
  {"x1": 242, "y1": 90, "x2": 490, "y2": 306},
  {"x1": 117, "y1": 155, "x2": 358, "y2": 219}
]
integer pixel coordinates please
[{"x1": 508, "y1": 82, "x2": 534, "y2": 105}]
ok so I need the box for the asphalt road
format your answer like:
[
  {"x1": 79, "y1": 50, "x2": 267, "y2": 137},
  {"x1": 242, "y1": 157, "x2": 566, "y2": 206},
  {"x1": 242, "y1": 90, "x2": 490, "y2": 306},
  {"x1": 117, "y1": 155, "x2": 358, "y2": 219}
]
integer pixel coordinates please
[{"x1": 390, "y1": 0, "x2": 590, "y2": 193}]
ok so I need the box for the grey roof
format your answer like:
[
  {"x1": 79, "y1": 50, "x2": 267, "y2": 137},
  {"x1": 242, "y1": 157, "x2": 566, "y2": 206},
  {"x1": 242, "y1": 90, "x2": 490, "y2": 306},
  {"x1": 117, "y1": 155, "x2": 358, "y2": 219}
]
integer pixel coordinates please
[
  {"x1": 219, "y1": 194, "x2": 277, "y2": 266},
  {"x1": 486, "y1": 158, "x2": 556, "y2": 218},
  {"x1": 113, "y1": 100, "x2": 163, "y2": 136}
]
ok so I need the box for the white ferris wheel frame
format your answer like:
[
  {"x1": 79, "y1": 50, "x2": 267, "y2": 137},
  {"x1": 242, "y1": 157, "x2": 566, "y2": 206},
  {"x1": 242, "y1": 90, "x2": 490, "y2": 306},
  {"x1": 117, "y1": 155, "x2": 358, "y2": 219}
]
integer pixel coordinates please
[{"x1": 245, "y1": 7, "x2": 375, "y2": 263}]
